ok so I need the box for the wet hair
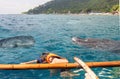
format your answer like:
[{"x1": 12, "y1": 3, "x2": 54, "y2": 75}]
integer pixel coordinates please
[
  {"x1": 42, "y1": 53, "x2": 48, "y2": 55},
  {"x1": 37, "y1": 53, "x2": 49, "y2": 63},
  {"x1": 41, "y1": 52, "x2": 49, "y2": 56}
]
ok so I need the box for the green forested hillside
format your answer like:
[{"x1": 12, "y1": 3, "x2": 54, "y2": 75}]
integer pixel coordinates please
[{"x1": 24, "y1": 0, "x2": 119, "y2": 14}]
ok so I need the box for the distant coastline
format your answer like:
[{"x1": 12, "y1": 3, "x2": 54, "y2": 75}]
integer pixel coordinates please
[
  {"x1": 83, "y1": 12, "x2": 119, "y2": 15},
  {"x1": 24, "y1": 0, "x2": 119, "y2": 15},
  {"x1": 26, "y1": 12, "x2": 119, "y2": 16},
  {"x1": 24, "y1": 11, "x2": 119, "y2": 16}
]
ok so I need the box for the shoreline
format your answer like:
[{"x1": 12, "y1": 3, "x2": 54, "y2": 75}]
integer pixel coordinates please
[
  {"x1": 51, "y1": 12, "x2": 119, "y2": 16},
  {"x1": 23, "y1": 12, "x2": 119, "y2": 16},
  {"x1": 0, "y1": 12, "x2": 119, "y2": 16}
]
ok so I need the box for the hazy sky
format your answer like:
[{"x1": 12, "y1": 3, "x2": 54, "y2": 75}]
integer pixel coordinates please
[{"x1": 0, "y1": 0, "x2": 51, "y2": 14}]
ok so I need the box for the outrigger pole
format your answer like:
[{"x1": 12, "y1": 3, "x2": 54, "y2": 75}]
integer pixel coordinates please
[
  {"x1": 0, "y1": 60, "x2": 120, "y2": 70},
  {"x1": 74, "y1": 57, "x2": 99, "y2": 79}
]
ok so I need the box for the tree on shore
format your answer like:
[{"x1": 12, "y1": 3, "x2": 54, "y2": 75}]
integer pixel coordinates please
[{"x1": 111, "y1": 5, "x2": 120, "y2": 14}]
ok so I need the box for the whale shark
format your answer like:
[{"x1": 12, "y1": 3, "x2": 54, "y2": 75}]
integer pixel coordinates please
[
  {"x1": 0, "y1": 36, "x2": 35, "y2": 48},
  {"x1": 72, "y1": 37, "x2": 120, "y2": 53}
]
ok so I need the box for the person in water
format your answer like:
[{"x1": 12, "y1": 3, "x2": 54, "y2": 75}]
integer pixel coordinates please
[
  {"x1": 38, "y1": 53, "x2": 68, "y2": 64},
  {"x1": 21, "y1": 52, "x2": 68, "y2": 64},
  {"x1": 21, "y1": 52, "x2": 69, "y2": 75},
  {"x1": 21, "y1": 53, "x2": 91, "y2": 78}
]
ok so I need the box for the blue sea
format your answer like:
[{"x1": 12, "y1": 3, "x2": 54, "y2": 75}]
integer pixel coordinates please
[{"x1": 0, "y1": 14, "x2": 119, "y2": 79}]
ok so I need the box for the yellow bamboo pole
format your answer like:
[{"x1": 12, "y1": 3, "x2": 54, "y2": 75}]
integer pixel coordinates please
[{"x1": 0, "y1": 61, "x2": 120, "y2": 70}]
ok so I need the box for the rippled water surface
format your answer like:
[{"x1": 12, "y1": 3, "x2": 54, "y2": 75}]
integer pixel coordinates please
[{"x1": 0, "y1": 14, "x2": 119, "y2": 79}]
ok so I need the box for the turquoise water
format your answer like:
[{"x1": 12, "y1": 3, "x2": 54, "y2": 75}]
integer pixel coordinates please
[{"x1": 0, "y1": 14, "x2": 119, "y2": 79}]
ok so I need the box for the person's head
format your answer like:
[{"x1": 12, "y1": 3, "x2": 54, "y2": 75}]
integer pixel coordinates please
[
  {"x1": 42, "y1": 52, "x2": 49, "y2": 55},
  {"x1": 37, "y1": 53, "x2": 49, "y2": 63}
]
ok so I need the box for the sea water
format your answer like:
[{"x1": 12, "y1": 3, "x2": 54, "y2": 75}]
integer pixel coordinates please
[{"x1": 0, "y1": 14, "x2": 119, "y2": 79}]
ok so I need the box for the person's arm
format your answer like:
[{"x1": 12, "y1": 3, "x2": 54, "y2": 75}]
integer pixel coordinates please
[
  {"x1": 50, "y1": 58, "x2": 68, "y2": 64},
  {"x1": 20, "y1": 60, "x2": 37, "y2": 64}
]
